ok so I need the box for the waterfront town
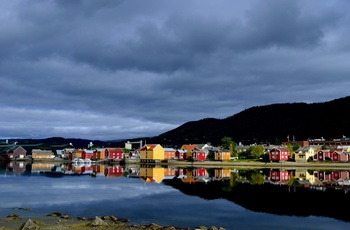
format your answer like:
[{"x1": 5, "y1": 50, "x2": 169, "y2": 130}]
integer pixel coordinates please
[
  {"x1": 1, "y1": 137, "x2": 350, "y2": 188},
  {"x1": 2, "y1": 137, "x2": 350, "y2": 163}
]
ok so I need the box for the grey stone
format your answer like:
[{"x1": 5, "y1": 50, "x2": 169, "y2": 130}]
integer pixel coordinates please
[
  {"x1": 19, "y1": 219, "x2": 39, "y2": 230},
  {"x1": 90, "y1": 216, "x2": 109, "y2": 227}
]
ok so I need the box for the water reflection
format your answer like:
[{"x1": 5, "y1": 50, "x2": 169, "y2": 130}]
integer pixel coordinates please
[
  {"x1": 3, "y1": 161, "x2": 350, "y2": 190},
  {"x1": 1, "y1": 161, "x2": 350, "y2": 228}
]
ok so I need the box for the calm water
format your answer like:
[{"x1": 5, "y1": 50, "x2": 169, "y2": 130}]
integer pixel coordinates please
[{"x1": 1, "y1": 162, "x2": 350, "y2": 230}]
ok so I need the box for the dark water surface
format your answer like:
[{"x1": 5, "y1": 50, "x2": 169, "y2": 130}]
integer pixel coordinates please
[{"x1": 1, "y1": 162, "x2": 350, "y2": 230}]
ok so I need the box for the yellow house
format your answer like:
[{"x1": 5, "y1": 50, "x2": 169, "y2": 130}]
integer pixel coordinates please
[
  {"x1": 294, "y1": 146, "x2": 315, "y2": 162},
  {"x1": 31, "y1": 149, "x2": 55, "y2": 159},
  {"x1": 139, "y1": 144, "x2": 164, "y2": 162},
  {"x1": 139, "y1": 167, "x2": 165, "y2": 183},
  {"x1": 215, "y1": 149, "x2": 230, "y2": 161}
]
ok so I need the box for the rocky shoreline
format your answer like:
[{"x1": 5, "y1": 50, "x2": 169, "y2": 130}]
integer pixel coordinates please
[{"x1": 0, "y1": 213, "x2": 225, "y2": 230}]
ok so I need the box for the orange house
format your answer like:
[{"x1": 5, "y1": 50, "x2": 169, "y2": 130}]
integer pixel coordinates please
[{"x1": 215, "y1": 149, "x2": 230, "y2": 161}]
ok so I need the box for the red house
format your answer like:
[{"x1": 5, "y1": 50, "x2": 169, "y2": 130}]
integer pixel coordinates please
[
  {"x1": 191, "y1": 150, "x2": 206, "y2": 161},
  {"x1": 269, "y1": 147, "x2": 289, "y2": 162},
  {"x1": 1, "y1": 146, "x2": 27, "y2": 160},
  {"x1": 105, "y1": 148, "x2": 124, "y2": 160},
  {"x1": 175, "y1": 150, "x2": 186, "y2": 160},
  {"x1": 330, "y1": 150, "x2": 348, "y2": 162},
  {"x1": 270, "y1": 169, "x2": 290, "y2": 184},
  {"x1": 82, "y1": 150, "x2": 94, "y2": 160},
  {"x1": 314, "y1": 150, "x2": 331, "y2": 161}
]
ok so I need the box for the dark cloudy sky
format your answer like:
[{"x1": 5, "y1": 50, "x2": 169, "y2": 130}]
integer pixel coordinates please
[{"x1": 1, "y1": 0, "x2": 350, "y2": 141}]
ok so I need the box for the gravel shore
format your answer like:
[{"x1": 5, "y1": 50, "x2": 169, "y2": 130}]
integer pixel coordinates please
[{"x1": 0, "y1": 213, "x2": 223, "y2": 230}]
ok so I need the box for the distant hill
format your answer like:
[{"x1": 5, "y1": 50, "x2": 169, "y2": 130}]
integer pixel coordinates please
[
  {"x1": 146, "y1": 96, "x2": 350, "y2": 147},
  {"x1": 2, "y1": 96, "x2": 350, "y2": 148}
]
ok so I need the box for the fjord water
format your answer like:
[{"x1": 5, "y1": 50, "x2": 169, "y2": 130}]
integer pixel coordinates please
[{"x1": 1, "y1": 162, "x2": 350, "y2": 230}]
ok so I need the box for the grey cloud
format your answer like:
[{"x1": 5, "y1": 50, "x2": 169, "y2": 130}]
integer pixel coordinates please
[{"x1": 1, "y1": 0, "x2": 350, "y2": 140}]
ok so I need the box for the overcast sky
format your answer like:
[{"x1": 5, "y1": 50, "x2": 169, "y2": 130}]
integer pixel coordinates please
[{"x1": 1, "y1": 0, "x2": 350, "y2": 141}]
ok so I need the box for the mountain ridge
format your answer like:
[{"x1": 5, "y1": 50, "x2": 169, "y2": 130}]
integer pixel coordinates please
[
  {"x1": 146, "y1": 96, "x2": 350, "y2": 146},
  {"x1": 2, "y1": 96, "x2": 350, "y2": 148}
]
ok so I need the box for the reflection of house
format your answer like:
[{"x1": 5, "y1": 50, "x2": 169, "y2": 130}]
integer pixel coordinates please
[
  {"x1": 139, "y1": 167, "x2": 165, "y2": 183},
  {"x1": 295, "y1": 146, "x2": 315, "y2": 162},
  {"x1": 1, "y1": 146, "x2": 27, "y2": 160},
  {"x1": 314, "y1": 170, "x2": 350, "y2": 183},
  {"x1": 139, "y1": 144, "x2": 164, "y2": 162},
  {"x1": 270, "y1": 169, "x2": 290, "y2": 184},
  {"x1": 214, "y1": 168, "x2": 231, "y2": 179},
  {"x1": 92, "y1": 164, "x2": 107, "y2": 176},
  {"x1": 104, "y1": 165, "x2": 124, "y2": 177},
  {"x1": 164, "y1": 167, "x2": 177, "y2": 178},
  {"x1": 193, "y1": 168, "x2": 208, "y2": 177},
  {"x1": 32, "y1": 149, "x2": 55, "y2": 159},
  {"x1": 269, "y1": 147, "x2": 289, "y2": 162},
  {"x1": 6, "y1": 161, "x2": 27, "y2": 174},
  {"x1": 294, "y1": 169, "x2": 316, "y2": 186},
  {"x1": 215, "y1": 149, "x2": 230, "y2": 161},
  {"x1": 31, "y1": 163, "x2": 55, "y2": 173}
]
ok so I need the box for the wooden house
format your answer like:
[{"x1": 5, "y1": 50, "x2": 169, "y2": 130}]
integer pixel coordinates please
[
  {"x1": 82, "y1": 150, "x2": 94, "y2": 160},
  {"x1": 294, "y1": 146, "x2": 315, "y2": 162},
  {"x1": 105, "y1": 148, "x2": 124, "y2": 160},
  {"x1": 175, "y1": 150, "x2": 186, "y2": 160},
  {"x1": 180, "y1": 144, "x2": 199, "y2": 152},
  {"x1": 164, "y1": 148, "x2": 177, "y2": 160},
  {"x1": 31, "y1": 149, "x2": 55, "y2": 159},
  {"x1": 269, "y1": 147, "x2": 289, "y2": 162},
  {"x1": 72, "y1": 149, "x2": 84, "y2": 159},
  {"x1": 191, "y1": 150, "x2": 206, "y2": 161},
  {"x1": 93, "y1": 148, "x2": 106, "y2": 160},
  {"x1": 215, "y1": 149, "x2": 230, "y2": 161},
  {"x1": 314, "y1": 150, "x2": 331, "y2": 161},
  {"x1": 139, "y1": 144, "x2": 164, "y2": 162},
  {"x1": 1, "y1": 146, "x2": 27, "y2": 160},
  {"x1": 330, "y1": 149, "x2": 349, "y2": 162}
]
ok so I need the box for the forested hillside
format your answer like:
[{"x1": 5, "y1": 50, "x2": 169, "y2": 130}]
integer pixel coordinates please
[{"x1": 147, "y1": 96, "x2": 350, "y2": 146}]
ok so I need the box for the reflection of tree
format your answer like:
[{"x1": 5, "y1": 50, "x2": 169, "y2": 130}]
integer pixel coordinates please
[
  {"x1": 286, "y1": 173, "x2": 295, "y2": 187},
  {"x1": 230, "y1": 172, "x2": 240, "y2": 187},
  {"x1": 223, "y1": 172, "x2": 240, "y2": 191},
  {"x1": 249, "y1": 172, "x2": 264, "y2": 185}
]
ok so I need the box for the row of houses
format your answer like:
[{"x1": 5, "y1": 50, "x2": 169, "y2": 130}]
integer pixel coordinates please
[
  {"x1": 3, "y1": 140, "x2": 350, "y2": 163},
  {"x1": 0, "y1": 142, "x2": 232, "y2": 162}
]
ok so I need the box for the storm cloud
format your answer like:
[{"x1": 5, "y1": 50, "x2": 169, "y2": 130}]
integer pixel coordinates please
[{"x1": 1, "y1": 0, "x2": 350, "y2": 140}]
